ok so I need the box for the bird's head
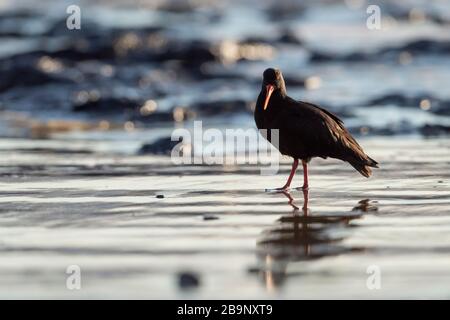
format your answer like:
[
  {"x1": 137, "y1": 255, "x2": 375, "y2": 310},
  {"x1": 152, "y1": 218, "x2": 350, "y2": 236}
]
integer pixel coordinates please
[{"x1": 261, "y1": 68, "x2": 286, "y2": 110}]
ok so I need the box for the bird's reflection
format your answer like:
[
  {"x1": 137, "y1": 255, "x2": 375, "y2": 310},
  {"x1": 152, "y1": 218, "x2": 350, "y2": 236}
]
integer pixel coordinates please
[
  {"x1": 280, "y1": 188, "x2": 309, "y2": 212},
  {"x1": 255, "y1": 190, "x2": 373, "y2": 290}
]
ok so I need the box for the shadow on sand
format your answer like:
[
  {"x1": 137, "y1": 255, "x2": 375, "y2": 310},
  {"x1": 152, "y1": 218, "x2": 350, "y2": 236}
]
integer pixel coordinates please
[{"x1": 255, "y1": 189, "x2": 375, "y2": 290}]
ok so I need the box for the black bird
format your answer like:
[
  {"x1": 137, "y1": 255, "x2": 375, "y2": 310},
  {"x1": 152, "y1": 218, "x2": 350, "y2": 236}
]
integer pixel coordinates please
[{"x1": 255, "y1": 68, "x2": 378, "y2": 190}]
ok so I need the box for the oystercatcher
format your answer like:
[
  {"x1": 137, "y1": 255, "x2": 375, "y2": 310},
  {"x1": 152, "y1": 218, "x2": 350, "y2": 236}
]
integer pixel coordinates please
[{"x1": 255, "y1": 68, "x2": 378, "y2": 191}]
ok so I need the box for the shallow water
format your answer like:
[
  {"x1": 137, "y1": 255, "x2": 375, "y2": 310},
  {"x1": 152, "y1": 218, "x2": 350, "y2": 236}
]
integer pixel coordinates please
[
  {"x1": 1, "y1": 0, "x2": 450, "y2": 140},
  {"x1": 0, "y1": 0, "x2": 450, "y2": 299},
  {"x1": 0, "y1": 137, "x2": 449, "y2": 299}
]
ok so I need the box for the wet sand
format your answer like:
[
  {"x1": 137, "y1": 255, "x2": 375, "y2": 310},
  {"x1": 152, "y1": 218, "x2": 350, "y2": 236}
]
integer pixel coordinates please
[{"x1": 0, "y1": 137, "x2": 449, "y2": 299}]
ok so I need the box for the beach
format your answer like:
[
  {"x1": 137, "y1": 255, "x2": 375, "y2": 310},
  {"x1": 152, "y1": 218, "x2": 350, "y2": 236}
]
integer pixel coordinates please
[
  {"x1": 0, "y1": 0, "x2": 450, "y2": 299},
  {"x1": 0, "y1": 137, "x2": 449, "y2": 299}
]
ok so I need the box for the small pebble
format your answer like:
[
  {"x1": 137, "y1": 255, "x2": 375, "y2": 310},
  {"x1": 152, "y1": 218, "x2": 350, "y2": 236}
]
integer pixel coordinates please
[
  {"x1": 203, "y1": 214, "x2": 219, "y2": 221},
  {"x1": 156, "y1": 194, "x2": 164, "y2": 199},
  {"x1": 178, "y1": 272, "x2": 200, "y2": 289},
  {"x1": 247, "y1": 266, "x2": 260, "y2": 274},
  {"x1": 438, "y1": 180, "x2": 443, "y2": 183}
]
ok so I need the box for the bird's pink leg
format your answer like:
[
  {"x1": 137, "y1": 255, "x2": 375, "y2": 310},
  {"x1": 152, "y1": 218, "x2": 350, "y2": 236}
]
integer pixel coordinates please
[
  {"x1": 301, "y1": 160, "x2": 309, "y2": 190},
  {"x1": 281, "y1": 159, "x2": 299, "y2": 190},
  {"x1": 265, "y1": 159, "x2": 299, "y2": 192}
]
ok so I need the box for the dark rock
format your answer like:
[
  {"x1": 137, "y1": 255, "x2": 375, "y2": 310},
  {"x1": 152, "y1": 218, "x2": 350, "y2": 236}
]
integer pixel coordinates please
[
  {"x1": 365, "y1": 93, "x2": 421, "y2": 107},
  {"x1": 189, "y1": 69, "x2": 245, "y2": 81},
  {"x1": 310, "y1": 39, "x2": 450, "y2": 64},
  {"x1": 381, "y1": 39, "x2": 450, "y2": 55},
  {"x1": 433, "y1": 108, "x2": 450, "y2": 116},
  {"x1": 16, "y1": 26, "x2": 166, "y2": 63},
  {"x1": 364, "y1": 92, "x2": 450, "y2": 116},
  {"x1": 0, "y1": 64, "x2": 72, "y2": 93},
  {"x1": 43, "y1": 18, "x2": 107, "y2": 38},
  {"x1": 241, "y1": 36, "x2": 272, "y2": 45},
  {"x1": 432, "y1": 101, "x2": 450, "y2": 116},
  {"x1": 131, "y1": 111, "x2": 175, "y2": 123},
  {"x1": 420, "y1": 124, "x2": 450, "y2": 136},
  {"x1": 310, "y1": 50, "x2": 372, "y2": 63},
  {"x1": 265, "y1": 2, "x2": 306, "y2": 21},
  {"x1": 191, "y1": 99, "x2": 252, "y2": 116},
  {"x1": 343, "y1": 52, "x2": 372, "y2": 62},
  {"x1": 247, "y1": 266, "x2": 260, "y2": 273},
  {"x1": 156, "y1": 194, "x2": 165, "y2": 199},
  {"x1": 242, "y1": 30, "x2": 303, "y2": 46},
  {"x1": 0, "y1": 9, "x2": 40, "y2": 20},
  {"x1": 0, "y1": 11, "x2": 44, "y2": 38},
  {"x1": 203, "y1": 214, "x2": 219, "y2": 221},
  {"x1": 153, "y1": 40, "x2": 216, "y2": 67},
  {"x1": 139, "y1": 136, "x2": 183, "y2": 155},
  {"x1": 0, "y1": 44, "x2": 115, "y2": 64},
  {"x1": 52, "y1": 42, "x2": 116, "y2": 61},
  {"x1": 157, "y1": 1, "x2": 196, "y2": 13},
  {"x1": 277, "y1": 29, "x2": 303, "y2": 45},
  {"x1": 73, "y1": 97, "x2": 141, "y2": 113},
  {"x1": 0, "y1": 30, "x2": 31, "y2": 37},
  {"x1": 1, "y1": 27, "x2": 213, "y2": 68},
  {"x1": 13, "y1": 148, "x2": 93, "y2": 154},
  {"x1": 309, "y1": 51, "x2": 335, "y2": 63},
  {"x1": 283, "y1": 76, "x2": 305, "y2": 87},
  {"x1": 177, "y1": 272, "x2": 200, "y2": 289},
  {"x1": 41, "y1": 22, "x2": 216, "y2": 68}
]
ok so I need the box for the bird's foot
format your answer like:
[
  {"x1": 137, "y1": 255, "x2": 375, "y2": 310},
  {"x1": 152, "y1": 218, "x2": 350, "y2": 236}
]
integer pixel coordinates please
[
  {"x1": 293, "y1": 185, "x2": 309, "y2": 191},
  {"x1": 265, "y1": 186, "x2": 290, "y2": 193}
]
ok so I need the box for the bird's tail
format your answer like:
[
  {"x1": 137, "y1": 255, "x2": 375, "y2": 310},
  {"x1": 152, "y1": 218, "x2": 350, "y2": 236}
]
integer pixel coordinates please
[{"x1": 349, "y1": 156, "x2": 379, "y2": 178}]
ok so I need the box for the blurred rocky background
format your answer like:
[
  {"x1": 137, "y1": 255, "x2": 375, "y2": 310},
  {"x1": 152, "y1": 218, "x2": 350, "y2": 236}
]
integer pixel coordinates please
[{"x1": 0, "y1": 0, "x2": 449, "y2": 154}]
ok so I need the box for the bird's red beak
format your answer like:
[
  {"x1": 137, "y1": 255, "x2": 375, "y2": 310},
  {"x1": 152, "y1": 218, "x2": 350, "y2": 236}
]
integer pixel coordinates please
[{"x1": 263, "y1": 84, "x2": 275, "y2": 111}]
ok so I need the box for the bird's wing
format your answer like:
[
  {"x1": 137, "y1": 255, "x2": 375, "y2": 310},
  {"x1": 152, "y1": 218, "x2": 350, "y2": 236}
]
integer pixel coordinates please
[
  {"x1": 301, "y1": 101, "x2": 345, "y2": 127},
  {"x1": 279, "y1": 99, "x2": 369, "y2": 161},
  {"x1": 304, "y1": 101, "x2": 365, "y2": 151}
]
